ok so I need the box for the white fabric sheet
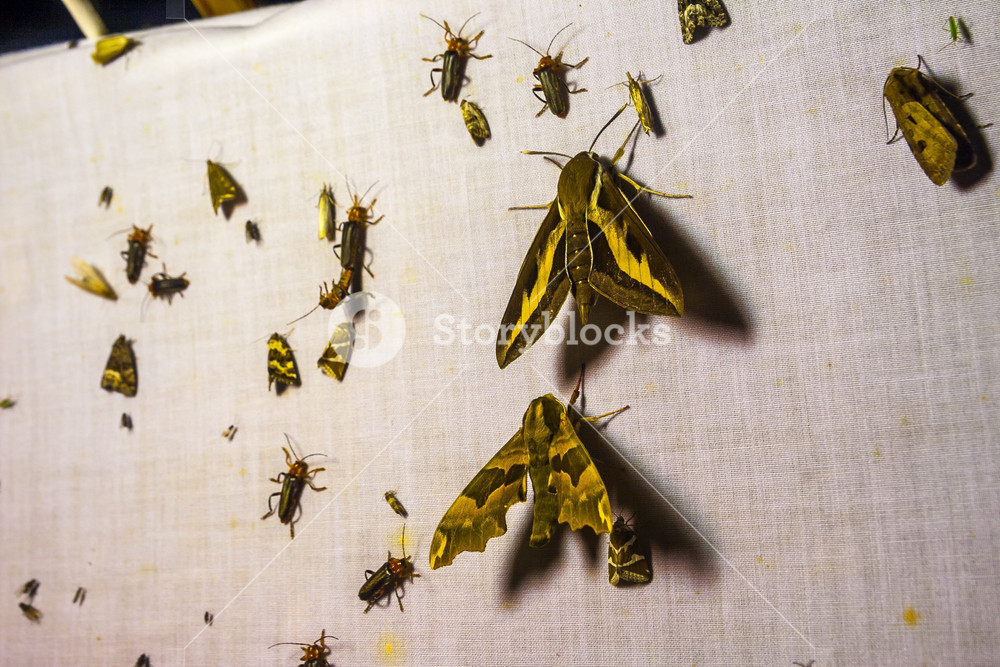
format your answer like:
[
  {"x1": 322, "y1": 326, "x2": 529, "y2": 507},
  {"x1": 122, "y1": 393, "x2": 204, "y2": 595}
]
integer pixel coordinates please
[{"x1": 1, "y1": 0, "x2": 999, "y2": 664}]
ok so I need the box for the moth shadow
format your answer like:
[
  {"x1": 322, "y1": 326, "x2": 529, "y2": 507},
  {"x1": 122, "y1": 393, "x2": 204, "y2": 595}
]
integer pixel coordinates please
[
  {"x1": 641, "y1": 78, "x2": 667, "y2": 139},
  {"x1": 925, "y1": 73, "x2": 994, "y2": 189},
  {"x1": 501, "y1": 508, "x2": 604, "y2": 595},
  {"x1": 631, "y1": 192, "x2": 753, "y2": 343},
  {"x1": 574, "y1": 419, "x2": 717, "y2": 584}
]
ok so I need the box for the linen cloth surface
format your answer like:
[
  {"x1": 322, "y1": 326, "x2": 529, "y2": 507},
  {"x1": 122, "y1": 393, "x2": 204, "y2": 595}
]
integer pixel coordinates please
[{"x1": 1, "y1": 1, "x2": 998, "y2": 665}]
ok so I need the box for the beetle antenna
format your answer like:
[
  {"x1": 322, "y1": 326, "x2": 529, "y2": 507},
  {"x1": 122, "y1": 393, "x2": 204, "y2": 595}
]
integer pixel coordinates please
[
  {"x1": 509, "y1": 37, "x2": 544, "y2": 57},
  {"x1": 456, "y1": 12, "x2": 480, "y2": 38},
  {"x1": 547, "y1": 23, "x2": 573, "y2": 55},
  {"x1": 419, "y1": 14, "x2": 448, "y2": 34}
]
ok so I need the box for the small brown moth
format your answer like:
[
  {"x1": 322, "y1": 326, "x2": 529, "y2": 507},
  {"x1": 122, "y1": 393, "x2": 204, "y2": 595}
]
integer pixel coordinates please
[
  {"x1": 460, "y1": 99, "x2": 491, "y2": 144},
  {"x1": 101, "y1": 335, "x2": 138, "y2": 397},
  {"x1": 883, "y1": 56, "x2": 976, "y2": 185},
  {"x1": 677, "y1": 0, "x2": 727, "y2": 44},
  {"x1": 608, "y1": 515, "x2": 652, "y2": 585}
]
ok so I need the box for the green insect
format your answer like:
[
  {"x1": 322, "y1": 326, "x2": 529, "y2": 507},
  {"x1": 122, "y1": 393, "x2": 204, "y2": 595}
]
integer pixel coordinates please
[
  {"x1": 939, "y1": 16, "x2": 972, "y2": 51},
  {"x1": 512, "y1": 24, "x2": 588, "y2": 118},
  {"x1": 261, "y1": 435, "x2": 327, "y2": 539}
]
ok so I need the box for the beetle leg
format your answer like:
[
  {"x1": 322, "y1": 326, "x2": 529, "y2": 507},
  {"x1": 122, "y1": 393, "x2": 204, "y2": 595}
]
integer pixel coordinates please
[
  {"x1": 423, "y1": 68, "x2": 442, "y2": 96},
  {"x1": 261, "y1": 491, "x2": 281, "y2": 520}
]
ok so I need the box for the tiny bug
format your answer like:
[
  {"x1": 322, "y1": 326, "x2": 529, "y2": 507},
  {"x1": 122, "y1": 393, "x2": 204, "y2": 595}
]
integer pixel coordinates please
[
  {"x1": 245, "y1": 219, "x2": 261, "y2": 243},
  {"x1": 616, "y1": 72, "x2": 661, "y2": 135},
  {"x1": 318, "y1": 183, "x2": 336, "y2": 242},
  {"x1": 939, "y1": 16, "x2": 972, "y2": 51},
  {"x1": 512, "y1": 24, "x2": 588, "y2": 118},
  {"x1": 359, "y1": 526, "x2": 420, "y2": 613},
  {"x1": 422, "y1": 14, "x2": 493, "y2": 102},
  {"x1": 384, "y1": 490, "x2": 409, "y2": 518},
  {"x1": 66, "y1": 257, "x2": 118, "y2": 301},
  {"x1": 98, "y1": 186, "x2": 113, "y2": 208},
  {"x1": 121, "y1": 413, "x2": 133, "y2": 430},
  {"x1": 134, "y1": 654, "x2": 150, "y2": 667},
  {"x1": 19, "y1": 579, "x2": 40, "y2": 600},
  {"x1": 91, "y1": 34, "x2": 137, "y2": 65},
  {"x1": 207, "y1": 159, "x2": 241, "y2": 216},
  {"x1": 147, "y1": 265, "x2": 190, "y2": 304},
  {"x1": 204, "y1": 611, "x2": 214, "y2": 626},
  {"x1": 120, "y1": 225, "x2": 156, "y2": 285},
  {"x1": 261, "y1": 435, "x2": 327, "y2": 539},
  {"x1": 73, "y1": 587, "x2": 87, "y2": 606},
  {"x1": 19, "y1": 602, "x2": 42, "y2": 622},
  {"x1": 460, "y1": 99, "x2": 491, "y2": 144},
  {"x1": 222, "y1": 425, "x2": 237, "y2": 441},
  {"x1": 1, "y1": 397, "x2": 14, "y2": 409},
  {"x1": 269, "y1": 629, "x2": 338, "y2": 667}
]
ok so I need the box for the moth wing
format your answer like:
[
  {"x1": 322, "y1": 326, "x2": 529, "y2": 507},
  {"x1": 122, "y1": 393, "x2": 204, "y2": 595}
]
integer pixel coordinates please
[
  {"x1": 587, "y1": 172, "x2": 684, "y2": 316},
  {"x1": 898, "y1": 100, "x2": 958, "y2": 185},
  {"x1": 101, "y1": 335, "x2": 137, "y2": 397},
  {"x1": 547, "y1": 405, "x2": 613, "y2": 536},
  {"x1": 207, "y1": 160, "x2": 238, "y2": 214},
  {"x1": 267, "y1": 334, "x2": 301, "y2": 389},
  {"x1": 429, "y1": 430, "x2": 529, "y2": 569},
  {"x1": 521, "y1": 395, "x2": 564, "y2": 547},
  {"x1": 496, "y1": 201, "x2": 571, "y2": 369},
  {"x1": 66, "y1": 257, "x2": 117, "y2": 300},
  {"x1": 317, "y1": 322, "x2": 354, "y2": 381}
]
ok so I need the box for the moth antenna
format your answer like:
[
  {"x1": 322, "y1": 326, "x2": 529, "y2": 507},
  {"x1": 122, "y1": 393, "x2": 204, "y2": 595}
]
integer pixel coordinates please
[
  {"x1": 287, "y1": 300, "x2": 322, "y2": 325},
  {"x1": 456, "y1": 12, "x2": 480, "y2": 38},
  {"x1": 591, "y1": 104, "x2": 629, "y2": 152},
  {"x1": 299, "y1": 453, "x2": 328, "y2": 461},
  {"x1": 612, "y1": 119, "x2": 642, "y2": 166},
  {"x1": 542, "y1": 156, "x2": 564, "y2": 170},
  {"x1": 509, "y1": 37, "x2": 544, "y2": 58},
  {"x1": 546, "y1": 23, "x2": 573, "y2": 55},
  {"x1": 522, "y1": 150, "x2": 573, "y2": 160},
  {"x1": 419, "y1": 14, "x2": 449, "y2": 34}
]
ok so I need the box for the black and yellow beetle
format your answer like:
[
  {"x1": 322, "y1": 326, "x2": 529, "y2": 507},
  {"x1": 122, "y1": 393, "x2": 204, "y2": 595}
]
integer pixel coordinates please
[
  {"x1": 261, "y1": 435, "x2": 327, "y2": 539},
  {"x1": 421, "y1": 13, "x2": 492, "y2": 102}
]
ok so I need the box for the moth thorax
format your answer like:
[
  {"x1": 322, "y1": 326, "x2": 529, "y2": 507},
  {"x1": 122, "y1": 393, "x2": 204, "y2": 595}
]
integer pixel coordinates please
[{"x1": 289, "y1": 461, "x2": 309, "y2": 477}]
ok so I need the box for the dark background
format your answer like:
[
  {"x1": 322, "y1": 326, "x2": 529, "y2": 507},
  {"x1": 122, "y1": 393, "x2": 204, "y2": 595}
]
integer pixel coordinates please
[{"x1": 0, "y1": 1, "x2": 280, "y2": 54}]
